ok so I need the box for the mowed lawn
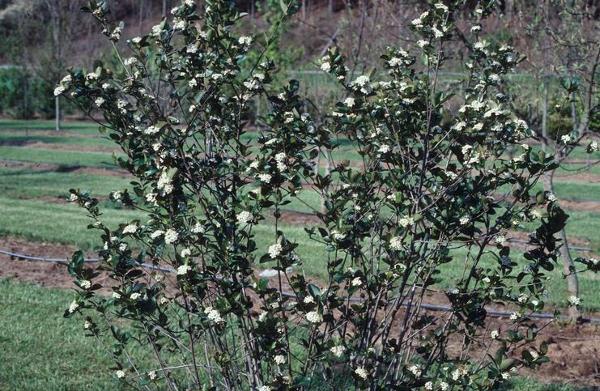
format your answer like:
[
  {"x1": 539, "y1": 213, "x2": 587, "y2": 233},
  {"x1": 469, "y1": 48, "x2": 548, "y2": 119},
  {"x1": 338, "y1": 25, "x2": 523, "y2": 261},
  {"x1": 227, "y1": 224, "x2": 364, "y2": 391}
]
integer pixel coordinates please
[{"x1": 0, "y1": 119, "x2": 599, "y2": 390}]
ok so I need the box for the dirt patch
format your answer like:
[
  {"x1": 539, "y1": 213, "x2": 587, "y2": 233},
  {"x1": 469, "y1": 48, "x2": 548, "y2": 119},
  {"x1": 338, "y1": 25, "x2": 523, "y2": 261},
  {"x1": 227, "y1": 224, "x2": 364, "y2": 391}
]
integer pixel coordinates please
[
  {"x1": 0, "y1": 237, "x2": 82, "y2": 290},
  {"x1": 560, "y1": 199, "x2": 600, "y2": 213},
  {"x1": 555, "y1": 171, "x2": 600, "y2": 184}
]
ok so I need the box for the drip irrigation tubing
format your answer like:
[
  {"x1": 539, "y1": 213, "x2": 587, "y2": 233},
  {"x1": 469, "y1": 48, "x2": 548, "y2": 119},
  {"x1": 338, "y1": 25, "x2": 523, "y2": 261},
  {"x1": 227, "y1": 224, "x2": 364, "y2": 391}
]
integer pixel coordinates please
[{"x1": 2, "y1": 248, "x2": 599, "y2": 324}]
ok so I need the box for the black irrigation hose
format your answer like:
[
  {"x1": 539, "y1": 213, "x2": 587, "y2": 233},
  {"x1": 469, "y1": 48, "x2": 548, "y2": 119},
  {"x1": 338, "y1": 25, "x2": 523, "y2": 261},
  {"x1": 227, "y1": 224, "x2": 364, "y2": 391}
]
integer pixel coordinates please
[{"x1": 2, "y1": 248, "x2": 599, "y2": 324}]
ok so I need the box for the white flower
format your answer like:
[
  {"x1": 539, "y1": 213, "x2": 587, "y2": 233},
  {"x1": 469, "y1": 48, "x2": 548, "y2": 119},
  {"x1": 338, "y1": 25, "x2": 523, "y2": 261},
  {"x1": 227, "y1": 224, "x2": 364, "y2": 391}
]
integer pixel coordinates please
[
  {"x1": 164, "y1": 229, "x2": 178, "y2": 244},
  {"x1": 258, "y1": 173, "x2": 272, "y2": 184},
  {"x1": 204, "y1": 307, "x2": 224, "y2": 323},
  {"x1": 432, "y1": 26, "x2": 444, "y2": 38},
  {"x1": 568, "y1": 295, "x2": 581, "y2": 306},
  {"x1": 425, "y1": 381, "x2": 433, "y2": 390},
  {"x1": 236, "y1": 211, "x2": 253, "y2": 226},
  {"x1": 589, "y1": 141, "x2": 598, "y2": 152},
  {"x1": 489, "y1": 74, "x2": 500, "y2": 83},
  {"x1": 80, "y1": 280, "x2": 91, "y2": 289},
  {"x1": 122, "y1": 223, "x2": 138, "y2": 234},
  {"x1": 509, "y1": 311, "x2": 520, "y2": 320},
  {"x1": 68, "y1": 300, "x2": 79, "y2": 313},
  {"x1": 274, "y1": 355, "x2": 286, "y2": 365},
  {"x1": 388, "y1": 57, "x2": 403, "y2": 67},
  {"x1": 330, "y1": 345, "x2": 346, "y2": 357},
  {"x1": 150, "y1": 230, "x2": 164, "y2": 239},
  {"x1": 303, "y1": 296, "x2": 315, "y2": 304},
  {"x1": 112, "y1": 292, "x2": 121, "y2": 299},
  {"x1": 243, "y1": 79, "x2": 260, "y2": 90},
  {"x1": 491, "y1": 329, "x2": 499, "y2": 339},
  {"x1": 408, "y1": 364, "x2": 422, "y2": 377},
  {"x1": 238, "y1": 36, "x2": 252, "y2": 46},
  {"x1": 118, "y1": 243, "x2": 127, "y2": 252},
  {"x1": 306, "y1": 311, "x2": 322, "y2": 324},
  {"x1": 258, "y1": 386, "x2": 271, "y2": 391},
  {"x1": 148, "y1": 371, "x2": 157, "y2": 380},
  {"x1": 116, "y1": 370, "x2": 126, "y2": 379},
  {"x1": 84, "y1": 320, "x2": 92, "y2": 329},
  {"x1": 434, "y1": 2, "x2": 448, "y2": 11},
  {"x1": 354, "y1": 367, "x2": 368, "y2": 380},
  {"x1": 331, "y1": 230, "x2": 346, "y2": 241},
  {"x1": 351, "y1": 277, "x2": 362, "y2": 287},
  {"x1": 344, "y1": 97, "x2": 356, "y2": 108},
  {"x1": 145, "y1": 193, "x2": 157, "y2": 204},
  {"x1": 417, "y1": 40, "x2": 429, "y2": 48},
  {"x1": 353, "y1": 75, "x2": 370, "y2": 87},
  {"x1": 378, "y1": 144, "x2": 391, "y2": 154},
  {"x1": 440, "y1": 381, "x2": 449, "y2": 391},
  {"x1": 320, "y1": 62, "x2": 331, "y2": 72},
  {"x1": 547, "y1": 193, "x2": 557, "y2": 202},
  {"x1": 191, "y1": 223, "x2": 205, "y2": 234},
  {"x1": 159, "y1": 297, "x2": 169, "y2": 305},
  {"x1": 459, "y1": 216, "x2": 470, "y2": 225},
  {"x1": 389, "y1": 236, "x2": 403, "y2": 251},
  {"x1": 187, "y1": 43, "x2": 198, "y2": 54},
  {"x1": 495, "y1": 235, "x2": 507, "y2": 245},
  {"x1": 561, "y1": 134, "x2": 572, "y2": 144},
  {"x1": 144, "y1": 125, "x2": 160, "y2": 135},
  {"x1": 177, "y1": 264, "x2": 191, "y2": 275},
  {"x1": 268, "y1": 243, "x2": 282, "y2": 258},
  {"x1": 131, "y1": 36, "x2": 142, "y2": 44},
  {"x1": 173, "y1": 19, "x2": 186, "y2": 30},
  {"x1": 130, "y1": 292, "x2": 142, "y2": 300},
  {"x1": 399, "y1": 216, "x2": 414, "y2": 228},
  {"x1": 54, "y1": 85, "x2": 65, "y2": 96},
  {"x1": 124, "y1": 57, "x2": 137, "y2": 66},
  {"x1": 94, "y1": 97, "x2": 105, "y2": 107},
  {"x1": 181, "y1": 248, "x2": 191, "y2": 258}
]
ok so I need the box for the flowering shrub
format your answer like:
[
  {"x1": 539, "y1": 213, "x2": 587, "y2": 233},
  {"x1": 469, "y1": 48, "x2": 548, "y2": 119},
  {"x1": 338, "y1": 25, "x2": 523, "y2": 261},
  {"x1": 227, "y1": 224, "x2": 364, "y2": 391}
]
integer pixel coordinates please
[{"x1": 58, "y1": 0, "x2": 580, "y2": 389}]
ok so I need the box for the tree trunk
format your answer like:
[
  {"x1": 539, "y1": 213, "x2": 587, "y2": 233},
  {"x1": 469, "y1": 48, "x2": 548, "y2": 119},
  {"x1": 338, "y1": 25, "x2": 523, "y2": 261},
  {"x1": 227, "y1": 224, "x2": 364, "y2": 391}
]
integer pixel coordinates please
[
  {"x1": 51, "y1": 0, "x2": 61, "y2": 131},
  {"x1": 55, "y1": 96, "x2": 61, "y2": 131}
]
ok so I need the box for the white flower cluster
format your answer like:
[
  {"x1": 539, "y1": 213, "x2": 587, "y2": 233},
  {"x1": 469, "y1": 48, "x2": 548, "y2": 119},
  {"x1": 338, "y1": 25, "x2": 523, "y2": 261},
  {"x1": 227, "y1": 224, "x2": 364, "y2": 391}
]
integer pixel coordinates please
[
  {"x1": 305, "y1": 311, "x2": 322, "y2": 324},
  {"x1": 204, "y1": 306, "x2": 224, "y2": 323},
  {"x1": 164, "y1": 229, "x2": 178, "y2": 244},
  {"x1": 268, "y1": 243, "x2": 282, "y2": 259},
  {"x1": 236, "y1": 211, "x2": 253, "y2": 225},
  {"x1": 389, "y1": 236, "x2": 403, "y2": 251},
  {"x1": 177, "y1": 264, "x2": 191, "y2": 275}
]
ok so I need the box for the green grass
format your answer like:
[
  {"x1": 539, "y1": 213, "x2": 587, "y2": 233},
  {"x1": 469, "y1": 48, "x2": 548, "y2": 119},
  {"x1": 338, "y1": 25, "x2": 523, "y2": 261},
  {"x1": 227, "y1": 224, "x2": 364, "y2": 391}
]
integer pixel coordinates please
[
  {"x1": 0, "y1": 145, "x2": 121, "y2": 168},
  {"x1": 0, "y1": 167, "x2": 132, "y2": 199},
  {"x1": 0, "y1": 279, "x2": 128, "y2": 391},
  {"x1": 0, "y1": 119, "x2": 102, "y2": 135}
]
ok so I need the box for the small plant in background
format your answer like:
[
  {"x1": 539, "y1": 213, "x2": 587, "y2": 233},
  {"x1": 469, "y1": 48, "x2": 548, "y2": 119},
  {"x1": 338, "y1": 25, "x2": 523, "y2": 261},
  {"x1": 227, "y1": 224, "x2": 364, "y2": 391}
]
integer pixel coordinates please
[{"x1": 56, "y1": 0, "x2": 595, "y2": 389}]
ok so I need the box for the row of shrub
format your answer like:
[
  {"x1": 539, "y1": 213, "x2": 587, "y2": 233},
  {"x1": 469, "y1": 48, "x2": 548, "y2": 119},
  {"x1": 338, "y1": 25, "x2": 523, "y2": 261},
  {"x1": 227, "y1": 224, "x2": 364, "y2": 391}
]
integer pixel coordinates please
[{"x1": 0, "y1": 66, "x2": 74, "y2": 119}]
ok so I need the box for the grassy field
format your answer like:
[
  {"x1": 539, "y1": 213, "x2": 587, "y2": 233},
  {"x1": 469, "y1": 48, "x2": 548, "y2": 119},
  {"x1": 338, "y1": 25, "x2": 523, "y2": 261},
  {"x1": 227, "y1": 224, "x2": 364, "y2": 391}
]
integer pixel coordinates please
[{"x1": 0, "y1": 119, "x2": 599, "y2": 390}]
